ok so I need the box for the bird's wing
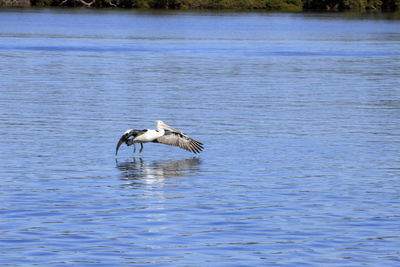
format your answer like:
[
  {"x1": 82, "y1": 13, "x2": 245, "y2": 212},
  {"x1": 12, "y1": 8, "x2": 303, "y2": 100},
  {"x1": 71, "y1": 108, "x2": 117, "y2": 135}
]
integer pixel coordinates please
[
  {"x1": 154, "y1": 130, "x2": 204, "y2": 154},
  {"x1": 116, "y1": 129, "x2": 147, "y2": 156}
]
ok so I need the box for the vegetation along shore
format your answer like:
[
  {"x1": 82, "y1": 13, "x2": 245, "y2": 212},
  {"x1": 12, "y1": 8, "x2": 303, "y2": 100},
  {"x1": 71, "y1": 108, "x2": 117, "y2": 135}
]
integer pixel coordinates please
[{"x1": 1, "y1": 0, "x2": 399, "y2": 12}]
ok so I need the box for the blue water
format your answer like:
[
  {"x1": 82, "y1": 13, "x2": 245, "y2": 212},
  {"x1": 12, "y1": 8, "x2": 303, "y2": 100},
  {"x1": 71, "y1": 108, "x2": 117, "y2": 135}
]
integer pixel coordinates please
[{"x1": 1, "y1": 9, "x2": 400, "y2": 266}]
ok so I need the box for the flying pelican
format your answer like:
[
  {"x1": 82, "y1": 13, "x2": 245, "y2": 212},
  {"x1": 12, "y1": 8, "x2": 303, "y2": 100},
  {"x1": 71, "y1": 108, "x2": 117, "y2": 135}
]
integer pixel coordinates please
[{"x1": 116, "y1": 120, "x2": 204, "y2": 156}]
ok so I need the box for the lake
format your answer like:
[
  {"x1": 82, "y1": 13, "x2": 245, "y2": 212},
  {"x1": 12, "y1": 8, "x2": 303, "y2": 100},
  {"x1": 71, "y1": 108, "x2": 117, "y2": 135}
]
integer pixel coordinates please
[{"x1": 0, "y1": 8, "x2": 400, "y2": 266}]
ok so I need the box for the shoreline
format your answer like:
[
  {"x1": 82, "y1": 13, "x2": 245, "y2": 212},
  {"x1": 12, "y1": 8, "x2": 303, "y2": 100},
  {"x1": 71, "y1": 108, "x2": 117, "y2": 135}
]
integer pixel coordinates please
[{"x1": 1, "y1": 0, "x2": 399, "y2": 12}]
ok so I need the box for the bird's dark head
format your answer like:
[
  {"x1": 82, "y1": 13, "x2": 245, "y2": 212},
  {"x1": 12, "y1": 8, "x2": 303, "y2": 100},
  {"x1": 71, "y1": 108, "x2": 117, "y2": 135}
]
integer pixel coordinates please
[{"x1": 116, "y1": 129, "x2": 133, "y2": 156}]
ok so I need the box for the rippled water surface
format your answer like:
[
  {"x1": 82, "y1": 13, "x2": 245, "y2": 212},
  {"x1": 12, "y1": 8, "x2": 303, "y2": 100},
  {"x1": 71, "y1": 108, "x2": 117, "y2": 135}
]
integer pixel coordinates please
[{"x1": 1, "y1": 9, "x2": 400, "y2": 265}]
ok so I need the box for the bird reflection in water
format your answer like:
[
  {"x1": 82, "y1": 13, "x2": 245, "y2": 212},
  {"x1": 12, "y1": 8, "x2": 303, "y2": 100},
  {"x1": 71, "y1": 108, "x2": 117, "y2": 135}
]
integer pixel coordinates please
[{"x1": 116, "y1": 157, "x2": 201, "y2": 186}]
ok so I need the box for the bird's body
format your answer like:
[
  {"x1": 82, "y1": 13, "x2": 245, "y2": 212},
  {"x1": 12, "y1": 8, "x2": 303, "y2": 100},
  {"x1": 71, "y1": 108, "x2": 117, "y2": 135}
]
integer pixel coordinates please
[
  {"x1": 116, "y1": 121, "x2": 203, "y2": 156},
  {"x1": 134, "y1": 129, "x2": 164, "y2": 142}
]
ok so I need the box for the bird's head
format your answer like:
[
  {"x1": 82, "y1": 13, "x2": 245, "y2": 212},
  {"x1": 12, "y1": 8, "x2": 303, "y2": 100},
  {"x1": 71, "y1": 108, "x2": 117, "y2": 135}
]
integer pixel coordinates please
[
  {"x1": 156, "y1": 120, "x2": 177, "y2": 132},
  {"x1": 156, "y1": 120, "x2": 164, "y2": 129}
]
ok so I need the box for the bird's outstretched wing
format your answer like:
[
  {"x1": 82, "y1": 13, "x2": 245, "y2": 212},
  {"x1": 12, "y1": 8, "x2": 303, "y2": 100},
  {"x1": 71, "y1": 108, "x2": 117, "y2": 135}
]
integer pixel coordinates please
[{"x1": 154, "y1": 130, "x2": 204, "y2": 154}]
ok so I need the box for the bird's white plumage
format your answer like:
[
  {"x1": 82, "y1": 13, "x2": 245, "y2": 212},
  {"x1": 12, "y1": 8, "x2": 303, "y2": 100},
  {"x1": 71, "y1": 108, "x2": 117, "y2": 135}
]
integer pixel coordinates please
[{"x1": 134, "y1": 129, "x2": 164, "y2": 142}]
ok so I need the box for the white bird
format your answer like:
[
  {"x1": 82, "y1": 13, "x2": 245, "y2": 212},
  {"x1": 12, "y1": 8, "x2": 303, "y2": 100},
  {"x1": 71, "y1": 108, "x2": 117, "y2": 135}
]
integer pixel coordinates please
[{"x1": 116, "y1": 120, "x2": 204, "y2": 156}]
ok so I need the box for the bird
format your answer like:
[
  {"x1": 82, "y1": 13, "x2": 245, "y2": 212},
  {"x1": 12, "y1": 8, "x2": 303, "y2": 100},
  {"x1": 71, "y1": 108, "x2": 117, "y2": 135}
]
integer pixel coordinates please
[{"x1": 116, "y1": 120, "x2": 204, "y2": 156}]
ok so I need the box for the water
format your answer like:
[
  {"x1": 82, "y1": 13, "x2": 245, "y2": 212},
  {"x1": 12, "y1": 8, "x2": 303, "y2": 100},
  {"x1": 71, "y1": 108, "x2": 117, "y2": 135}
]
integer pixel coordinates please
[{"x1": 1, "y1": 9, "x2": 400, "y2": 266}]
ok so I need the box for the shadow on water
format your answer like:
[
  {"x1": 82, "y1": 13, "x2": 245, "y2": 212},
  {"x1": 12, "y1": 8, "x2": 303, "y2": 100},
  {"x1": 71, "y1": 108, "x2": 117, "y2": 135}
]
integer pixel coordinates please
[{"x1": 116, "y1": 157, "x2": 201, "y2": 186}]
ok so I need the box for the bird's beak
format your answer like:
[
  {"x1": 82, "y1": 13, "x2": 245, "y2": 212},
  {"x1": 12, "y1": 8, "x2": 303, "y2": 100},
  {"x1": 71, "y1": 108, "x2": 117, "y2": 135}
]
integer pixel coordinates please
[
  {"x1": 160, "y1": 121, "x2": 179, "y2": 132},
  {"x1": 116, "y1": 134, "x2": 127, "y2": 156}
]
